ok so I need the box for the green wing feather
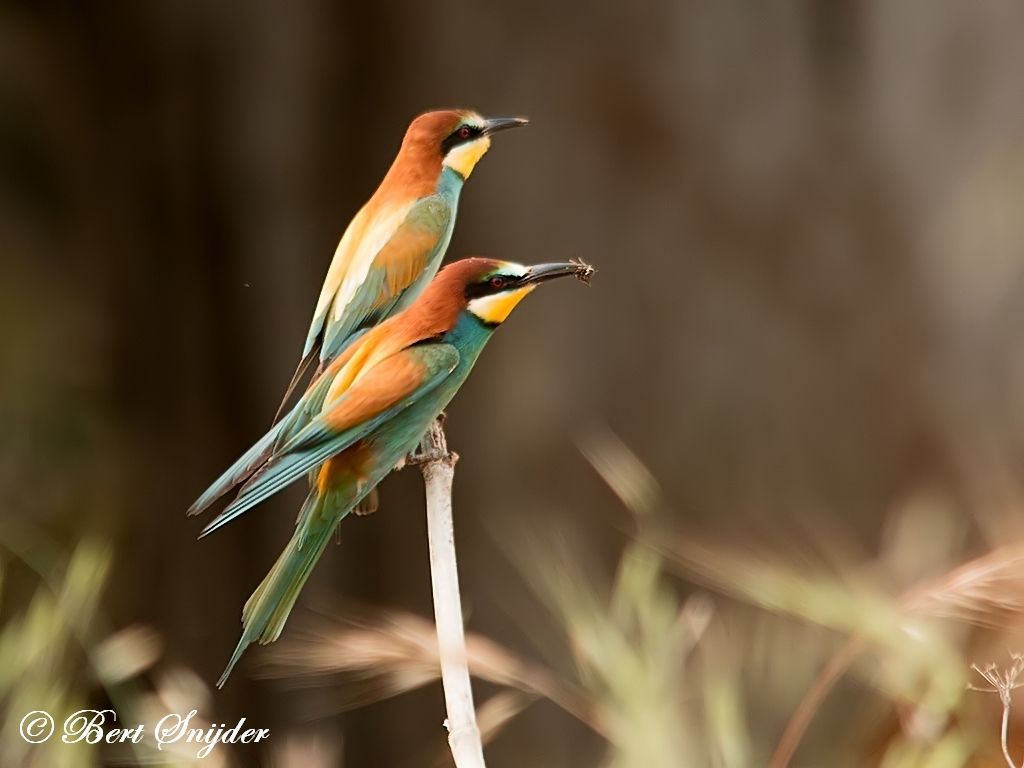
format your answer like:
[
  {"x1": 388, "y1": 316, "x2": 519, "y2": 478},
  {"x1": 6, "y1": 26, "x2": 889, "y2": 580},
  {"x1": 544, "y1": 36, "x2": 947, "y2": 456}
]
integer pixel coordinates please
[
  {"x1": 274, "y1": 196, "x2": 450, "y2": 425},
  {"x1": 199, "y1": 344, "x2": 459, "y2": 537},
  {"x1": 319, "y1": 196, "x2": 451, "y2": 361}
]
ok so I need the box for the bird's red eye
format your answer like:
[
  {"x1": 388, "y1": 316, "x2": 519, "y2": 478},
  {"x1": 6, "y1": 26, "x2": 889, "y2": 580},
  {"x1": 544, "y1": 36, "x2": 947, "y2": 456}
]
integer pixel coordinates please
[
  {"x1": 489, "y1": 276, "x2": 506, "y2": 289},
  {"x1": 459, "y1": 125, "x2": 472, "y2": 139}
]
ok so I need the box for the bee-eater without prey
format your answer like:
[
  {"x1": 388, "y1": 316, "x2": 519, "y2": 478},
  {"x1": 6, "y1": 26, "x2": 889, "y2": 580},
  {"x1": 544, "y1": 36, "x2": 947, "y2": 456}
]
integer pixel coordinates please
[
  {"x1": 191, "y1": 257, "x2": 592, "y2": 686},
  {"x1": 282, "y1": 110, "x2": 527, "y2": 407}
]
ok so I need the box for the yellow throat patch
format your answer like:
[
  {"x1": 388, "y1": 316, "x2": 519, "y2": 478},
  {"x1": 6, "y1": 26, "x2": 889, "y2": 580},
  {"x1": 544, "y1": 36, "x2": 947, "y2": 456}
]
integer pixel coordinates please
[
  {"x1": 467, "y1": 285, "x2": 535, "y2": 325},
  {"x1": 443, "y1": 136, "x2": 492, "y2": 179}
]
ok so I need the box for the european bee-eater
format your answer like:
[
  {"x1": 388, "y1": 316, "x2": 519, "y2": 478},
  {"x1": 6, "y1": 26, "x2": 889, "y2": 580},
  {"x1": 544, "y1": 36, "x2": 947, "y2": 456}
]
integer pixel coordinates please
[
  {"x1": 190, "y1": 257, "x2": 591, "y2": 687},
  {"x1": 277, "y1": 109, "x2": 528, "y2": 412}
]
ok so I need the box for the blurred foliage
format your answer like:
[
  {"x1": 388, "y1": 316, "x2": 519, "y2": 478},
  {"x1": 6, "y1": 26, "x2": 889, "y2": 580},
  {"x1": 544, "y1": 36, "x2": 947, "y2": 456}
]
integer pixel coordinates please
[
  {"x1": 0, "y1": 542, "x2": 110, "y2": 768},
  {"x1": 0, "y1": 535, "x2": 238, "y2": 767},
  {"x1": 534, "y1": 542, "x2": 713, "y2": 768}
]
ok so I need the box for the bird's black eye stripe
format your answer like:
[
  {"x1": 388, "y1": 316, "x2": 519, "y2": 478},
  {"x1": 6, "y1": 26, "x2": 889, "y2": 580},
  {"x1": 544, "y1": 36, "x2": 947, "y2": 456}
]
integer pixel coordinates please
[
  {"x1": 464, "y1": 274, "x2": 521, "y2": 300},
  {"x1": 441, "y1": 124, "x2": 483, "y2": 155}
]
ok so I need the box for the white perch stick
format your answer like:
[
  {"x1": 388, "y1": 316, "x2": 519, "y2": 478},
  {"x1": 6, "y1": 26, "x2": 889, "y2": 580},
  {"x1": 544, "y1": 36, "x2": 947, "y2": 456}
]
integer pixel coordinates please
[{"x1": 418, "y1": 419, "x2": 486, "y2": 768}]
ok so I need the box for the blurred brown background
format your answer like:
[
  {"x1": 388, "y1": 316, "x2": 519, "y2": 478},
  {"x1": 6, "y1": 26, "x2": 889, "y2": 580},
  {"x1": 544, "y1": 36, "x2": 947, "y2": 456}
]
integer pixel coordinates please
[{"x1": 5, "y1": 0, "x2": 1024, "y2": 766}]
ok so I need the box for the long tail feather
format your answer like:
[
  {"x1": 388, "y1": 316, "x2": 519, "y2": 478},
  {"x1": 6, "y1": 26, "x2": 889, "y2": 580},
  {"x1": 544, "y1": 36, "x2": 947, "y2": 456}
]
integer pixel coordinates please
[
  {"x1": 187, "y1": 421, "x2": 284, "y2": 517},
  {"x1": 217, "y1": 489, "x2": 349, "y2": 687},
  {"x1": 271, "y1": 346, "x2": 319, "y2": 426}
]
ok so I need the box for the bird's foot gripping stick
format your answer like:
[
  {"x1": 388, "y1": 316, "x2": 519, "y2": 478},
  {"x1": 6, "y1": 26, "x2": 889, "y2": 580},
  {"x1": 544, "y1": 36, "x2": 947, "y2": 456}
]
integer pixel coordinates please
[
  {"x1": 405, "y1": 412, "x2": 451, "y2": 467},
  {"x1": 417, "y1": 418, "x2": 482, "y2": 768}
]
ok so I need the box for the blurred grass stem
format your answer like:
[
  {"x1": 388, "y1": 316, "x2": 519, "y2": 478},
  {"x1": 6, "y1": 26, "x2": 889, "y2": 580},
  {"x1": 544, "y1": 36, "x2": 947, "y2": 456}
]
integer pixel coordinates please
[
  {"x1": 416, "y1": 418, "x2": 487, "y2": 768},
  {"x1": 767, "y1": 636, "x2": 864, "y2": 768}
]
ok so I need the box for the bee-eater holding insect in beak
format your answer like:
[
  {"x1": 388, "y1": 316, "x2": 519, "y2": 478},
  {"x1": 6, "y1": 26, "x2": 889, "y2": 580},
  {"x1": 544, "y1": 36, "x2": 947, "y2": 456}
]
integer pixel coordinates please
[
  {"x1": 190, "y1": 257, "x2": 593, "y2": 686},
  {"x1": 280, "y1": 110, "x2": 527, "y2": 407}
]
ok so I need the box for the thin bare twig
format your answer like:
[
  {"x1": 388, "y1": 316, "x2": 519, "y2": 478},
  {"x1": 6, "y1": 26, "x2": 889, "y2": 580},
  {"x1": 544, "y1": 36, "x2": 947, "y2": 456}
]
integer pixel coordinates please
[{"x1": 417, "y1": 419, "x2": 486, "y2": 768}]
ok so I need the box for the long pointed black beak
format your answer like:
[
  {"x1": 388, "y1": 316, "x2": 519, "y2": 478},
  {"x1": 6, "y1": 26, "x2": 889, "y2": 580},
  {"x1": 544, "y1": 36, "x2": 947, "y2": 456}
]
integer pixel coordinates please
[
  {"x1": 482, "y1": 116, "x2": 529, "y2": 136},
  {"x1": 523, "y1": 261, "x2": 594, "y2": 286}
]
